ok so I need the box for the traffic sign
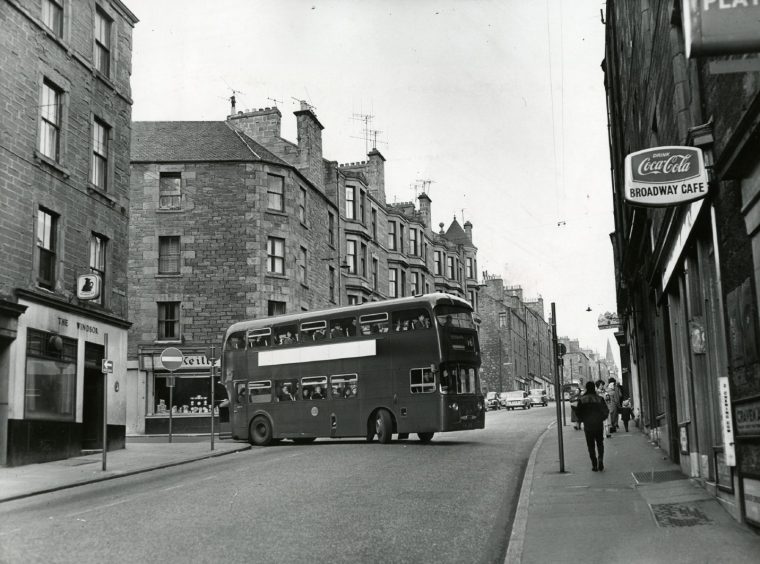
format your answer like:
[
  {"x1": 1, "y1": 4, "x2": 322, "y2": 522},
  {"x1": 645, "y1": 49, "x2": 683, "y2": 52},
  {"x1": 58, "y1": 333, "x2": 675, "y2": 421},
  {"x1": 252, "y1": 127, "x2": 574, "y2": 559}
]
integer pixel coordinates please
[
  {"x1": 160, "y1": 347, "x2": 184, "y2": 372},
  {"x1": 101, "y1": 359, "x2": 113, "y2": 373}
]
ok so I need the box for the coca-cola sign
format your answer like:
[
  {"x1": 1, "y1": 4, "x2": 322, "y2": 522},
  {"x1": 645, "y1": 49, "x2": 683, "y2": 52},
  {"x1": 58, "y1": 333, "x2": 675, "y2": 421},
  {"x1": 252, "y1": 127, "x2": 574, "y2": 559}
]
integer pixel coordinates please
[{"x1": 624, "y1": 146, "x2": 708, "y2": 207}]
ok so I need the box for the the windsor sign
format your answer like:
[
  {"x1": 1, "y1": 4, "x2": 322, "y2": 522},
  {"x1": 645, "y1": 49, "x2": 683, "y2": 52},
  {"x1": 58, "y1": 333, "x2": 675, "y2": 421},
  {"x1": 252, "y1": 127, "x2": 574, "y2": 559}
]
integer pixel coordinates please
[{"x1": 624, "y1": 146, "x2": 708, "y2": 207}]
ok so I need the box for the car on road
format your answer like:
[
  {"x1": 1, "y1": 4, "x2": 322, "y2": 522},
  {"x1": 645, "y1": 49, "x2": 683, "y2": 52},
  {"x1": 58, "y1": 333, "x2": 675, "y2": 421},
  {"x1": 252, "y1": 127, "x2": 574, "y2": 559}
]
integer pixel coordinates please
[
  {"x1": 485, "y1": 391, "x2": 501, "y2": 410},
  {"x1": 501, "y1": 390, "x2": 531, "y2": 410},
  {"x1": 528, "y1": 388, "x2": 549, "y2": 407}
]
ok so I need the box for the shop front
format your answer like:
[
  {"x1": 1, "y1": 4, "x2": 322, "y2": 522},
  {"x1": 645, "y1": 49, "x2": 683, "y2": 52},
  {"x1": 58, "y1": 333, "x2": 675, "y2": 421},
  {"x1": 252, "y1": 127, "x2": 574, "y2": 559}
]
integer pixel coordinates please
[
  {"x1": 4, "y1": 292, "x2": 129, "y2": 466},
  {"x1": 133, "y1": 348, "x2": 225, "y2": 435}
]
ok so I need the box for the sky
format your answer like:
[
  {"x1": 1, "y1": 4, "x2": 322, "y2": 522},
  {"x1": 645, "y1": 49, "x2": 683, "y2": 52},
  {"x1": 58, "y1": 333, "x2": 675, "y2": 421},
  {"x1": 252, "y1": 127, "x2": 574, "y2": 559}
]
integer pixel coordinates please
[{"x1": 127, "y1": 0, "x2": 619, "y2": 367}]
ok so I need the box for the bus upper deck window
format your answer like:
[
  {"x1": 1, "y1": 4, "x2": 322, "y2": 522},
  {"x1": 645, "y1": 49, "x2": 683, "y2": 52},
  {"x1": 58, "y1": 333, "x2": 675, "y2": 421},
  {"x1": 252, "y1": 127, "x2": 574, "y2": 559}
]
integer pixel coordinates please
[
  {"x1": 274, "y1": 325, "x2": 299, "y2": 346},
  {"x1": 360, "y1": 313, "x2": 389, "y2": 334},
  {"x1": 330, "y1": 317, "x2": 356, "y2": 339},
  {"x1": 392, "y1": 309, "x2": 431, "y2": 332}
]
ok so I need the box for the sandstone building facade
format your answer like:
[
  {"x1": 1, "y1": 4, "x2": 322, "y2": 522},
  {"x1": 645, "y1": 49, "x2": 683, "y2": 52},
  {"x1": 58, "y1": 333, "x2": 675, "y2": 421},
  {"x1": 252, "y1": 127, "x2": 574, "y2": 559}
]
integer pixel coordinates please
[{"x1": 0, "y1": 0, "x2": 137, "y2": 465}]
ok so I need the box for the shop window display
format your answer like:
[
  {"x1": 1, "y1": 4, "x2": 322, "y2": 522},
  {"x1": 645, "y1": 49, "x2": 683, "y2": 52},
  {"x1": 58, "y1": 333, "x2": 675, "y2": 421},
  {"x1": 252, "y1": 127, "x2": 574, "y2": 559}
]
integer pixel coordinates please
[{"x1": 153, "y1": 375, "x2": 223, "y2": 415}]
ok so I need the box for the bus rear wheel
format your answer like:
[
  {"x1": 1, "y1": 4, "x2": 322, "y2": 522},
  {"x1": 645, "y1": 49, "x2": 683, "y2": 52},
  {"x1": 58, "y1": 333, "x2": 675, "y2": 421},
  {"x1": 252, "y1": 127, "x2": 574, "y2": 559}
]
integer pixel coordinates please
[
  {"x1": 249, "y1": 416, "x2": 273, "y2": 446},
  {"x1": 375, "y1": 409, "x2": 393, "y2": 444},
  {"x1": 417, "y1": 432, "x2": 434, "y2": 443}
]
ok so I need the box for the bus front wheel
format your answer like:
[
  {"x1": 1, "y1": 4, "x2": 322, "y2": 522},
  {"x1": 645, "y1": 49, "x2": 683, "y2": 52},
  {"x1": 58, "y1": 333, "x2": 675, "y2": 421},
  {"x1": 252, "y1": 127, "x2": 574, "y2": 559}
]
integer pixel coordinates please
[
  {"x1": 249, "y1": 416, "x2": 273, "y2": 446},
  {"x1": 375, "y1": 410, "x2": 393, "y2": 444},
  {"x1": 418, "y1": 432, "x2": 434, "y2": 443}
]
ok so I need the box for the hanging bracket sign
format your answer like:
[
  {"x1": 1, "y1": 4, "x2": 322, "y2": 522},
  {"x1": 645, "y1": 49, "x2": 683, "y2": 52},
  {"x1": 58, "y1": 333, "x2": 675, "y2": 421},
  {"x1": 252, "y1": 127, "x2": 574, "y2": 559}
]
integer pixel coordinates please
[{"x1": 624, "y1": 146, "x2": 709, "y2": 207}]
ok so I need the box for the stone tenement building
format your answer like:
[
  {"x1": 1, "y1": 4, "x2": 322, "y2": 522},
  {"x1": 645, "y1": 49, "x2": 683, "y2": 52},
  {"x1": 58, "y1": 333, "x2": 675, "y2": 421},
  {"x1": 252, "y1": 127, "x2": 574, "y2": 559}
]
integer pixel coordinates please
[
  {"x1": 478, "y1": 276, "x2": 551, "y2": 394},
  {"x1": 127, "y1": 103, "x2": 479, "y2": 435},
  {"x1": 604, "y1": 2, "x2": 760, "y2": 525},
  {"x1": 0, "y1": 0, "x2": 137, "y2": 466}
]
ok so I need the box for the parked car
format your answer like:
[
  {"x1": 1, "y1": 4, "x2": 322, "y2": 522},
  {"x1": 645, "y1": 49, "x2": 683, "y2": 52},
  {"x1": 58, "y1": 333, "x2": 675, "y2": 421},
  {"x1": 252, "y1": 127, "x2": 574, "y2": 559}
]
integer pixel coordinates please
[
  {"x1": 501, "y1": 390, "x2": 531, "y2": 410},
  {"x1": 528, "y1": 388, "x2": 549, "y2": 407},
  {"x1": 485, "y1": 391, "x2": 501, "y2": 410}
]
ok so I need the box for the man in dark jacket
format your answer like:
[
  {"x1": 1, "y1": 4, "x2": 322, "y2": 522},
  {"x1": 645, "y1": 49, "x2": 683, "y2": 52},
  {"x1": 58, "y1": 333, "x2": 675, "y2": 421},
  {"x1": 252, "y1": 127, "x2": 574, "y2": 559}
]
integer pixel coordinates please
[{"x1": 576, "y1": 380, "x2": 610, "y2": 471}]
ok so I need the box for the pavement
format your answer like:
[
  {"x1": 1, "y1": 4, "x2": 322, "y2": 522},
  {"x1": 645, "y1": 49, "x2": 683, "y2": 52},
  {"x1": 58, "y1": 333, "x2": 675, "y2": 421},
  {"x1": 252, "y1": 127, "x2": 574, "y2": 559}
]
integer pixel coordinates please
[
  {"x1": 0, "y1": 436, "x2": 251, "y2": 503},
  {"x1": 508, "y1": 417, "x2": 760, "y2": 564}
]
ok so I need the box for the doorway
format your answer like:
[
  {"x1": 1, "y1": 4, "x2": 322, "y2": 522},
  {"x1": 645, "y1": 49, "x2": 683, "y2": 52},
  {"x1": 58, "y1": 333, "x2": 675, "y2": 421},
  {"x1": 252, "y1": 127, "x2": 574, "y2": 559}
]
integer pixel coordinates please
[{"x1": 82, "y1": 343, "x2": 104, "y2": 450}]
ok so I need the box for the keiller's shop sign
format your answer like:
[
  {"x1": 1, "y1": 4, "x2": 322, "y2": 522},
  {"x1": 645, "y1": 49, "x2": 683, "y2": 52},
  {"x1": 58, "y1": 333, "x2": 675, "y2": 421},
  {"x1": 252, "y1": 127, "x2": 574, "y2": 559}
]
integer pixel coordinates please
[{"x1": 624, "y1": 146, "x2": 709, "y2": 207}]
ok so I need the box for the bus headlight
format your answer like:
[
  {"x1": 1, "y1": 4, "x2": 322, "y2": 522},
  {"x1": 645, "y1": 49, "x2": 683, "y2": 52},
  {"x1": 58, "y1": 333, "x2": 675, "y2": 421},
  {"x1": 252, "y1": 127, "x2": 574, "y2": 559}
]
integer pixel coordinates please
[
  {"x1": 450, "y1": 402, "x2": 459, "y2": 411},
  {"x1": 477, "y1": 401, "x2": 483, "y2": 411}
]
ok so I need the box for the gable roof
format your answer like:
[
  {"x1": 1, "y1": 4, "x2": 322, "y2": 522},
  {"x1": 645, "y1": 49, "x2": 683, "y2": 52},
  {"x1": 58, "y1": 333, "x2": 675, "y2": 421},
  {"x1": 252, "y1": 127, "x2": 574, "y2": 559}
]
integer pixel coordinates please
[{"x1": 131, "y1": 121, "x2": 286, "y2": 164}]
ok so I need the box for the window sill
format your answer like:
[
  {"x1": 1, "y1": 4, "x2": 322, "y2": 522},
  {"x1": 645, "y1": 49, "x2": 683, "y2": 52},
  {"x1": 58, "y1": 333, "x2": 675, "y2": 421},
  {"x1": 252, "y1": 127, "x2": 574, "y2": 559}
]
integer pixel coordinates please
[
  {"x1": 154, "y1": 339, "x2": 182, "y2": 345},
  {"x1": 34, "y1": 151, "x2": 70, "y2": 178},
  {"x1": 265, "y1": 210, "x2": 288, "y2": 218},
  {"x1": 156, "y1": 273, "x2": 182, "y2": 278},
  {"x1": 87, "y1": 185, "x2": 116, "y2": 207},
  {"x1": 157, "y1": 208, "x2": 184, "y2": 214},
  {"x1": 93, "y1": 69, "x2": 115, "y2": 90},
  {"x1": 265, "y1": 273, "x2": 289, "y2": 280},
  {"x1": 299, "y1": 221, "x2": 308, "y2": 229},
  {"x1": 300, "y1": 283, "x2": 309, "y2": 290}
]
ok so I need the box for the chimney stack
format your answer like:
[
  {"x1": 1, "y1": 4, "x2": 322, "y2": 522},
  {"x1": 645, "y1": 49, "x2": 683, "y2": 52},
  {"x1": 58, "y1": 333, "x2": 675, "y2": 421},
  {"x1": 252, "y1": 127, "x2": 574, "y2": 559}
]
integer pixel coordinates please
[
  {"x1": 294, "y1": 102, "x2": 325, "y2": 191},
  {"x1": 418, "y1": 192, "x2": 432, "y2": 230}
]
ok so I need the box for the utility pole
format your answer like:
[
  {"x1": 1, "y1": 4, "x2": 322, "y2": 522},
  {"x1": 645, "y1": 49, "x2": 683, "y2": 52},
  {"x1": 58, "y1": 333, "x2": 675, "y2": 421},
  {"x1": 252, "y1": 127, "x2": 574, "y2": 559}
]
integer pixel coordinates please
[{"x1": 551, "y1": 303, "x2": 565, "y2": 472}]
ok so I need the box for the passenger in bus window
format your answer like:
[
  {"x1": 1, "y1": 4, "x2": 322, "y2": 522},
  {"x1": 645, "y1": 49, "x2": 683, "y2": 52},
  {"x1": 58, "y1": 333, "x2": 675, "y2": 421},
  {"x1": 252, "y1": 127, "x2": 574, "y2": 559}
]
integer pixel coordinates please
[
  {"x1": 237, "y1": 384, "x2": 247, "y2": 404},
  {"x1": 394, "y1": 320, "x2": 402, "y2": 332},
  {"x1": 349, "y1": 383, "x2": 358, "y2": 397},
  {"x1": 312, "y1": 385, "x2": 324, "y2": 400},
  {"x1": 279, "y1": 383, "x2": 295, "y2": 401},
  {"x1": 330, "y1": 323, "x2": 343, "y2": 339},
  {"x1": 348, "y1": 319, "x2": 358, "y2": 336},
  {"x1": 313, "y1": 328, "x2": 326, "y2": 341},
  {"x1": 444, "y1": 315, "x2": 454, "y2": 327},
  {"x1": 303, "y1": 387, "x2": 312, "y2": 400},
  {"x1": 413, "y1": 313, "x2": 430, "y2": 330},
  {"x1": 280, "y1": 331, "x2": 295, "y2": 345}
]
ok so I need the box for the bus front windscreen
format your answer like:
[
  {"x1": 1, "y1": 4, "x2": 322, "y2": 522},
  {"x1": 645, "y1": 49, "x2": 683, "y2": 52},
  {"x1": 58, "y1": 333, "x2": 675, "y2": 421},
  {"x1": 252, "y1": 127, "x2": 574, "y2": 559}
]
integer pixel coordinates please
[
  {"x1": 440, "y1": 364, "x2": 479, "y2": 394},
  {"x1": 434, "y1": 305, "x2": 476, "y2": 329}
]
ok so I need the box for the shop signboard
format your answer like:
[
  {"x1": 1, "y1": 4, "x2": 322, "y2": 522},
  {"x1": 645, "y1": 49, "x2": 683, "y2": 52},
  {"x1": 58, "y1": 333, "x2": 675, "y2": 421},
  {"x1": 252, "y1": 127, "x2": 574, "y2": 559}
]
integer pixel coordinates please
[
  {"x1": 718, "y1": 377, "x2": 736, "y2": 466},
  {"x1": 77, "y1": 274, "x2": 101, "y2": 300},
  {"x1": 735, "y1": 398, "x2": 760, "y2": 436},
  {"x1": 624, "y1": 146, "x2": 708, "y2": 207},
  {"x1": 597, "y1": 311, "x2": 621, "y2": 330},
  {"x1": 684, "y1": 0, "x2": 760, "y2": 58}
]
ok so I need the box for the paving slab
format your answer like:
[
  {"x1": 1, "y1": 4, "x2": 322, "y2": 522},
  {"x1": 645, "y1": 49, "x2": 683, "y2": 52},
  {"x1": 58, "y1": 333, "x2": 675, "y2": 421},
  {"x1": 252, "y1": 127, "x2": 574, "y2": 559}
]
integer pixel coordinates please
[{"x1": 512, "y1": 422, "x2": 760, "y2": 564}]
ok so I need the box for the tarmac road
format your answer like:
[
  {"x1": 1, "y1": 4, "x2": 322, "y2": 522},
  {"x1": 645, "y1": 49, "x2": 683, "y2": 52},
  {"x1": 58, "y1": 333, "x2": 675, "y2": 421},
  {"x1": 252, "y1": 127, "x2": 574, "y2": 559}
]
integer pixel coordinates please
[{"x1": 0, "y1": 405, "x2": 555, "y2": 564}]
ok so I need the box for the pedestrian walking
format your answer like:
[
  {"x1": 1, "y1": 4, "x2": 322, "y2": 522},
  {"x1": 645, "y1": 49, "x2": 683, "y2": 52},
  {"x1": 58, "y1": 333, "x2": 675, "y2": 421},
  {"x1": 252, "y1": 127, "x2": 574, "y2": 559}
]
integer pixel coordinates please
[
  {"x1": 607, "y1": 378, "x2": 622, "y2": 433},
  {"x1": 595, "y1": 380, "x2": 611, "y2": 437},
  {"x1": 569, "y1": 387, "x2": 581, "y2": 430},
  {"x1": 620, "y1": 397, "x2": 633, "y2": 431},
  {"x1": 576, "y1": 380, "x2": 610, "y2": 472}
]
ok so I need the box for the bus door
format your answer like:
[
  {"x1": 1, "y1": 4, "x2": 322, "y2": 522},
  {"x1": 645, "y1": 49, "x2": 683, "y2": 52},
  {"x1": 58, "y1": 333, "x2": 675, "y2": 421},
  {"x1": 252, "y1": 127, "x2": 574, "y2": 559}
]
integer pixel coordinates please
[
  {"x1": 231, "y1": 381, "x2": 249, "y2": 439},
  {"x1": 327, "y1": 373, "x2": 361, "y2": 437},
  {"x1": 296, "y1": 376, "x2": 333, "y2": 438}
]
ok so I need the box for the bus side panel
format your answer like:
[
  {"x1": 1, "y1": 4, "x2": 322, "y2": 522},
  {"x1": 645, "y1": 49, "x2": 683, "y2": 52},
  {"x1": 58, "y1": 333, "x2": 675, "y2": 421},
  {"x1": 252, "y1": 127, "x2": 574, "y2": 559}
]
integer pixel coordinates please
[{"x1": 391, "y1": 331, "x2": 441, "y2": 434}]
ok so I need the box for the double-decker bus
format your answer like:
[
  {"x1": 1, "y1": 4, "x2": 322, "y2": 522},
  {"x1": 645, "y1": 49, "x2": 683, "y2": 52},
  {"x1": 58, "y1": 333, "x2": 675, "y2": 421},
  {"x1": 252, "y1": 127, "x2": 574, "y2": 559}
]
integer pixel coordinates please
[{"x1": 221, "y1": 293, "x2": 484, "y2": 446}]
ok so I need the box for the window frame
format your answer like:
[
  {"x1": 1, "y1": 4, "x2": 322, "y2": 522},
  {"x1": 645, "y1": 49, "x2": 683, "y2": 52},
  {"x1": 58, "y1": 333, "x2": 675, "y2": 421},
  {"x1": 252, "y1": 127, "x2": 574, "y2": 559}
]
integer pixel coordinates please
[
  {"x1": 267, "y1": 174, "x2": 285, "y2": 212},
  {"x1": 36, "y1": 208, "x2": 57, "y2": 290},
  {"x1": 329, "y1": 266, "x2": 336, "y2": 302},
  {"x1": 388, "y1": 221, "x2": 397, "y2": 251},
  {"x1": 90, "y1": 116, "x2": 109, "y2": 190},
  {"x1": 410, "y1": 367, "x2": 436, "y2": 394},
  {"x1": 159, "y1": 171, "x2": 182, "y2": 210},
  {"x1": 89, "y1": 232, "x2": 107, "y2": 305},
  {"x1": 39, "y1": 80, "x2": 62, "y2": 161},
  {"x1": 328, "y1": 211, "x2": 335, "y2": 247},
  {"x1": 42, "y1": 0, "x2": 64, "y2": 37},
  {"x1": 330, "y1": 374, "x2": 358, "y2": 399},
  {"x1": 389, "y1": 267, "x2": 398, "y2": 298},
  {"x1": 24, "y1": 329, "x2": 77, "y2": 421},
  {"x1": 345, "y1": 186, "x2": 356, "y2": 220},
  {"x1": 434, "y1": 251, "x2": 442, "y2": 275},
  {"x1": 299, "y1": 246, "x2": 308, "y2": 285},
  {"x1": 157, "y1": 301, "x2": 181, "y2": 341},
  {"x1": 158, "y1": 235, "x2": 181, "y2": 275},
  {"x1": 94, "y1": 7, "x2": 112, "y2": 77},
  {"x1": 346, "y1": 240, "x2": 357, "y2": 274},
  {"x1": 409, "y1": 228, "x2": 418, "y2": 256},
  {"x1": 298, "y1": 186, "x2": 307, "y2": 223},
  {"x1": 267, "y1": 237, "x2": 285, "y2": 275},
  {"x1": 371, "y1": 208, "x2": 377, "y2": 241}
]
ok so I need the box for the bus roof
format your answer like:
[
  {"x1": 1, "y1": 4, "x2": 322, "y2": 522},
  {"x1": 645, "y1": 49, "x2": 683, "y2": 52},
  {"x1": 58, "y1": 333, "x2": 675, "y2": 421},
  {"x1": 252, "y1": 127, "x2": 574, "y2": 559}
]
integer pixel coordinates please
[{"x1": 224, "y1": 293, "x2": 473, "y2": 338}]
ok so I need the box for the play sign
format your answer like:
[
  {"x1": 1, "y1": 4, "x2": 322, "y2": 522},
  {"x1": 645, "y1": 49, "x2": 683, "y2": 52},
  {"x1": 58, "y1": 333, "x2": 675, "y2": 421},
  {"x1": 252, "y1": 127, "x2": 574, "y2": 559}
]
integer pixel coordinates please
[{"x1": 624, "y1": 146, "x2": 708, "y2": 207}]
